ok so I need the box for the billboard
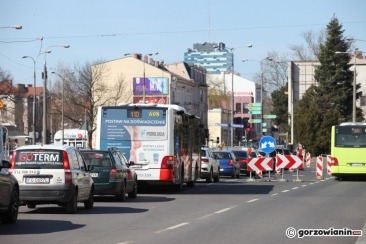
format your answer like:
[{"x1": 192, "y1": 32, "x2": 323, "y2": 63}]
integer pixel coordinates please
[{"x1": 133, "y1": 77, "x2": 168, "y2": 95}]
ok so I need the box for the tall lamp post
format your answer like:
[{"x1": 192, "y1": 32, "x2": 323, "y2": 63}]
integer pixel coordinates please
[
  {"x1": 21, "y1": 56, "x2": 37, "y2": 144},
  {"x1": 51, "y1": 71, "x2": 74, "y2": 145},
  {"x1": 242, "y1": 57, "x2": 273, "y2": 138},
  {"x1": 124, "y1": 52, "x2": 159, "y2": 103},
  {"x1": 335, "y1": 49, "x2": 359, "y2": 122},
  {"x1": 214, "y1": 44, "x2": 252, "y2": 147},
  {"x1": 42, "y1": 45, "x2": 70, "y2": 144}
]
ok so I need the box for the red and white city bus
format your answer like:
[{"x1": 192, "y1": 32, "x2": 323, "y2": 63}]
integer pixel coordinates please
[{"x1": 96, "y1": 104, "x2": 203, "y2": 191}]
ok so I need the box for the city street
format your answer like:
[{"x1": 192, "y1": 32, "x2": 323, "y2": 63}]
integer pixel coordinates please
[{"x1": 1, "y1": 165, "x2": 366, "y2": 244}]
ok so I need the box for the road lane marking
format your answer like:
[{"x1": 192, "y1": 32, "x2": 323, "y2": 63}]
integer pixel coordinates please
[
  {"x1": 215, "y1": 205, "x2": 238, "y2": 213},
  {"x1": 166, "y1": 222, "x2": 189, "y2": 230},
  {"x1": 271, "y1": 193, "x2": 279, "y2": 196},
  {"x1": 196, "y1": 213, "x2": 214, "y2": 220},
  {"x1": 247, "y1": 198, "x2": 259, "y2": 203},
  {"x1": 282, "y1": 190, "x2": 290, "y2": 192},
  {"x1": 155, "y1": 222, "x2": 189, "y2": 233},
  {"x1": 301, "y1": 185, "x2": 307, "y2": 187},
  {"x1": 292, "y1": 187, "x2": 299, "y2": 190}
]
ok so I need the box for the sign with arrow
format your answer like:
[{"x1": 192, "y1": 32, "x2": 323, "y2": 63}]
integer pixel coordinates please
[
  {"x1": 247, "y1": 158, "x2": 273, "y2": 172},
  {"x1": 263, "y1": 114, "x2": 277, "y2": 119},
  {"x1": 276, "y1": 154, "x2": 304, "y2": 169}
]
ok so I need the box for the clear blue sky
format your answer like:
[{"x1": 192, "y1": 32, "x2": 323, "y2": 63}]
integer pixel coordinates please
[{"x1": 1, "y1": 0, "x2": 366, "y2": 86}]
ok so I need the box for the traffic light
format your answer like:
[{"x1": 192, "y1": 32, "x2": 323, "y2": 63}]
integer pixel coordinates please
[{"x1": 243, "y1": 118, "x2": 250, "y2": 128}]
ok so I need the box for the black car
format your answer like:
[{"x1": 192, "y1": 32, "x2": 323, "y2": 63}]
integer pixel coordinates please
[
  {"x1": 79, "y1": 148, "x2": 138, "y2": 201},
  {"x1": 0, "y1": 160, "x2": 19, "y2": 224}
]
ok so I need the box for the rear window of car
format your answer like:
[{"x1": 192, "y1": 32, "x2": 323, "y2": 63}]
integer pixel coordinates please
[
  {"x1": 283, "y1": 149, "x2": 291, "y2": 155},
  {"x1": 213, "y1": 152, "x2": 232, "y2": 159},
  {"x1": 15, "y1": 149, "x2": 64, "y2": 169},
  {"x1": 201, "y1": 149, "x2": 207, "y2": 157},
  {"x1": 80, "y1": 151, "x2": 112, "y2": 167},
  {"x1": 232, "y1": 151, "x2": 248, "y2": 158}
]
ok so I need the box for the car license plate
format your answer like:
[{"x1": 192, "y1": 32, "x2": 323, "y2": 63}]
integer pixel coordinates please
[
  {"x1": 351, "y1": 163, "x2": 364, "y2": 167},
  {"x1": 25, "y1": 177, "x2": 50, "y2": 184},
  {"x1": 90, "y1": 173, "x2": 99, "y2": 177}
]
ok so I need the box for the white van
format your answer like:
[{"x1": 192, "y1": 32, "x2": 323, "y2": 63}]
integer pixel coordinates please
[{"x1": 10, "y1": 144, "x2": 94, "y2": 214}]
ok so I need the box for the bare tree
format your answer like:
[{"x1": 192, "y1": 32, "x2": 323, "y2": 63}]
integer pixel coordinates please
[
  {"x1": 289, "y1": 29, "x2": 325, "y2": 60},
  {"x1": 206, "y1": 75, "x2": 230, "y2": 109}
]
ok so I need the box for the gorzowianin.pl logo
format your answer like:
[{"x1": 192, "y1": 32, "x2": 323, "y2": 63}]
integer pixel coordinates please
[{"x1": 286, "y1": 227, "x2": 362, "y2": 238}]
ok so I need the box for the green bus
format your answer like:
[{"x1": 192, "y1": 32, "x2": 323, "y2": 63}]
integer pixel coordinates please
[{"x1": 331, "y1": 122, "x2": 366, "y2": 180}]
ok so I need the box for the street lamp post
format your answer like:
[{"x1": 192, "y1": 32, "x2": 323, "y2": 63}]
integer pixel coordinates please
[
  {"x1": 42, "y1": 45, "x2": 70, "y2": 144},
  {"x1": 21, "y1": 56, "x2": 36, "y2": 144},
  {"x1": 214, "y1": 44, "x2": 252, "y2": 147},
  {"x1": 51, "y1": 71, "x2": 73, "y2": 145},
  {"x1": 242, "y1": 57, "x2": 273, "y2": 138}
]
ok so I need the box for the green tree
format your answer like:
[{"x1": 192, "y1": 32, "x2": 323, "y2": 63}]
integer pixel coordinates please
[{"x1": 294, "y1": 17, "x2": 362, "y2": 155}]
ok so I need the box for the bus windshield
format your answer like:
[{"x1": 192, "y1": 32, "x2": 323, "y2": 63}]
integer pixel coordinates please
[{"x1": 335, "y1": 126, "x2": 366, "y2": 148}]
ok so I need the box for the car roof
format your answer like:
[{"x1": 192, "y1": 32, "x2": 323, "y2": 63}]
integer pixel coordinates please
[{"x1": 15, "y1": 144, "x2": 74, "y2": 151}]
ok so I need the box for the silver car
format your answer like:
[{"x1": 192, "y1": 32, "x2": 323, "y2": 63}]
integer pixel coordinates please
[{"x1": 200, "y1": 147, "x2": 220, "y2": 182}]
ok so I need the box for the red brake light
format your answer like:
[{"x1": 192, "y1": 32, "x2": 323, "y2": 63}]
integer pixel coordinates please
[
  {"x1": 331, "y1": 157, "x2": 338, "y2": 166},
  {"x1": 228, "y1": 160, "x2": 233, "y2": 166},
  {"x1": 201, "y1": 158, "x2": 209, "y2": 163},
  {"x1": 161, "y1": 156, "x2": 174, "y2": 169},
  {"x1": 63, "y1": 151, "x2": 72, "y2": 183},
  {"x1": 109, "y1": 168, "x2": 119, "y2": 179},
  {"x1": 8, "y1": 150, "x2": 16, "y2": 173}
]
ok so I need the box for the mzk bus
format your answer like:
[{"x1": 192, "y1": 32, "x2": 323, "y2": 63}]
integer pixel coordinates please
[
  {"x1": 96, "y1": 104, "x2": 203, "y2": 191},
  {"x1": 331, "y1": 122, "x2": 366, "y2": 180}
]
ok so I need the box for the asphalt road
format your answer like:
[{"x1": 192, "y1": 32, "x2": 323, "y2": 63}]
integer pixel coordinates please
[{"x1": 1, "y1": 166, "x2": 366, "y2": 244}]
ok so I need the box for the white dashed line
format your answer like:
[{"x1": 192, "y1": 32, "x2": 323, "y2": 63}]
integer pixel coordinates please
[
  {"x1": 166, "y1": 222, "x2": 189, "y2": 230},
  {"x1": 247, "y1": 198, "x2": 259, "y2": 203},
  {"x1": 282, "y1": 190, "x2": 290, "y2": 192},
  {"x1": 272, "y1": 193, "x2": 279, "y2": 196},
  {"x1": 292, "y1": 187, "x2": 299, "y2": 190}
]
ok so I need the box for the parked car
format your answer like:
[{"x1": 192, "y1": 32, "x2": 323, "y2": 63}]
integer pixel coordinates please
[
  {"x1": 79, "y1": 148, "x2": 137, "y2": 201},
  {"x1": 212, "y1": 150, "x2": 240, "y2": 178},
  {"x1": 231, "y1": 149, "x2": 250, "y2": 175},
  {"x1": 0, "y1": 159, "x2": 19, "y2": 224},
  {"x1": 200, "y1": 147, "x2": 220, "y2": 182},
  {"x1": 10, "y1": 145, "x2": 94, "y2": 214}
]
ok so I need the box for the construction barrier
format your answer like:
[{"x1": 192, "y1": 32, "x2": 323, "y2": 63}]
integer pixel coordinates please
[
  {"x1": 306, "y1": 152, "x2": 311, "y2": 168},
  {"x1": 276, "y1": 154, "x2": 304, "y2": 182},
  {"x1": 247, "y1": 157, "x2": 273, "y2": 181},
  {"x1": 327, "y1": 155, "x2": 332, "y2": 175},
  {"x1": 316, "y1": 155, "x2": 323, "y2": 180}
]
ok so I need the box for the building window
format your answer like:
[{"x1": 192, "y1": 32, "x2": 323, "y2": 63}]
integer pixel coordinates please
[
  {"x1": 243, "y1": 103, "x2": 249, "y2": 113},
  {"x1": 235, "y1": 103, "x2": 241, "y2": 114}
]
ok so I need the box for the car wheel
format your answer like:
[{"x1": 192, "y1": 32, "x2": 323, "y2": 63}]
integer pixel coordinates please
[
  {"x1": 128, "y1": 180, "x2": 138, "y2": 198},
  {"x1": 84, "y1": 187, "x2": 94, "y2": 209},
  {"x1": 213, "y1": 169, "x2": 220, "y2": 182},
  {"x1": 116, "y1": 181, "x2": 126, "y2": 201},
  {"x1": 206, "y1": 168, "x2": 213, "y2": 183},
  {"x1": 0, "y1": 189, "x2": 19, "y2": 224},
  {"x1": 66, "y1": 190, "x2": 78, "y2": 214}
]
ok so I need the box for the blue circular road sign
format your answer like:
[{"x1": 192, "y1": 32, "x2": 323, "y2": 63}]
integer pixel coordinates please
[{"x1": 259, "y1": 136, "x2": 276, "y2": 154}]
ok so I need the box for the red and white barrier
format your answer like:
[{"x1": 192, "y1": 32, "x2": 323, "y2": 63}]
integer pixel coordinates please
[
  {"x1": 316, "y1": 155, "x2": 323, "y2": 179},
  {"x1": 326, "y1": 155, "x2": 332, "y2": 175},
  {"x1": 306, "y1": 152, "x2": 311, "y2": 168},
  {"x1": 276, "y1": 154, "x2": 304, "y2": 170}
]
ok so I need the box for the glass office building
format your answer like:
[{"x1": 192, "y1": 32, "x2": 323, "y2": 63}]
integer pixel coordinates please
[{"x1": 184, "y1": 42, "x2": 233, "y2": 74}]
